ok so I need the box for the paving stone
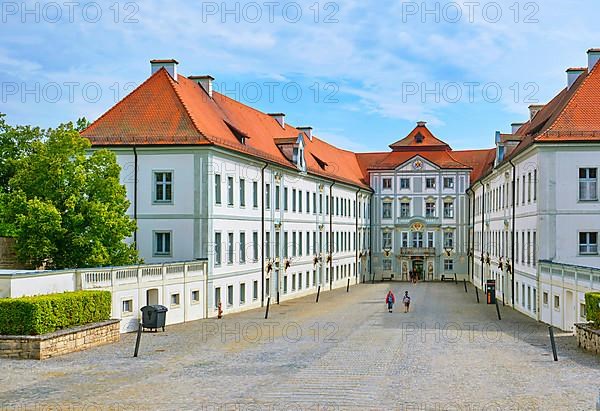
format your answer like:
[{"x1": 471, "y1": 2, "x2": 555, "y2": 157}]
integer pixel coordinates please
[{"x1": 0, "y1": 283, "x2": 598, "y2": 410}]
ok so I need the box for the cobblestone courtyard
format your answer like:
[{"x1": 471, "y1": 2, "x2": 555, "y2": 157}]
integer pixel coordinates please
[{"x1": 1, "y1": 282, "x2": 599, "y2": 410}]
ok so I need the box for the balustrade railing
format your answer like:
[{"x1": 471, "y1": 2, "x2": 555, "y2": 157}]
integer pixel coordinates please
[{"x1": 79, "y1": 260, "x2": 207, "y2": 290}]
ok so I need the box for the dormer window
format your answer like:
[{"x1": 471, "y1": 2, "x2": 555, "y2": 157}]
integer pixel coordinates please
[
  {"x1": 225, "y1": 121, "x2": 249, "y2": 146},
  {"x1": 277, "y1": 133, "x2": 306, "y2": 172},
  {"x1": 293, "y1": 144, "x2": 306, "y2": 172}
]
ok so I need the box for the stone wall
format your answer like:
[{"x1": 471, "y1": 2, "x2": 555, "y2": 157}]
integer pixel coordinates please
[
  {"x1": 0, "y1": 319, "x2": 120, "y2": 360},
  {"x1": 574, "y1": 323, "x2": 600, "y2": 355},
  {"x1": 0, "y1": 237, "x2": 20, "y2": 269}
]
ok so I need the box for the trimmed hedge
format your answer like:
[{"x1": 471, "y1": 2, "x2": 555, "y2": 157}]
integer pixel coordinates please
[
  {"x1": 0, "y1": 290, "x2": 111, "y2": 335},
  {"x1": 585, "y1": 292, "x2": 600, "y2": 327}
]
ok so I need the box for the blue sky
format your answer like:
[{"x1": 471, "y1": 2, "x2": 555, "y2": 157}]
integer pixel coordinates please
[{"x1": 1, "y1": 0, "x2": 599, "y2": 152}]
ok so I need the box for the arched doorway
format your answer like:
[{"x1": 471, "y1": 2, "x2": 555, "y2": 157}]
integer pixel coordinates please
[{"x1": 412, "y1": 258, "x2": 424, "y2": 281}]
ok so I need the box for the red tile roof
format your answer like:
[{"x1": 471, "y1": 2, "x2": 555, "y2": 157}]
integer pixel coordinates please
[
  {"x1": 388, "y1": 122, "x2": 451, "y2": 151},
  {"x1": 469, "y1": 57, "x2": 600, "y2": 186},
  {"x1": 452, "y1": 149, "x2": 496, "y2": 183},
  {"x1": 357, "y1": 124, "x2": 494, "y2": 181},
  {"x1": 83, "y1": 68, "x2": 371, "y2": 189},
  {"x1": 83, "y1": 71, "x2": 494, "y2": 186}
]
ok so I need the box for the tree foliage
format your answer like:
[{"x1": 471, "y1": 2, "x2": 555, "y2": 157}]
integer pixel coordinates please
[{"x1": 0, "y1": 115, "x2": 138, "y2": 269}]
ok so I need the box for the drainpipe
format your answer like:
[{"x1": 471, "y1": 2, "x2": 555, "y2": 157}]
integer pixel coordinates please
[
  {"x1": 133, "y1": 146, "x2": 138, "y2": 248},
  {"x1": 466, "y1": 187, "x2": 473, "y2": 283},
  {"x1": 329, "y1": 181, "x2": 335, "y2": 290},
  {"x1": 355, "y1": 189, "x2": 360, "y2": 285},
  {"x1": 369, "y1": 196, "x2": 374, "y2": 283},
  {"x1": 260, "y1": 162, "x2": 268, "y2": 307},
  {"x1": 481, "y1": 183, "x2": 486, "y2": 289},
  {"x1": 509, "y1": 159, "x2": 517, "y2": 307}
]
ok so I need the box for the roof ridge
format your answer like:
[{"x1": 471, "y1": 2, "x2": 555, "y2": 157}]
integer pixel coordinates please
[
  {"x1": 167, "y1": 73, "x2": 210, "y2": 142},
  {"x1": 445, "y1": 150, "x2": 472, "y2": 169},
  {"x1": 82, "y1": 68, "x2": 188, "y2": 138}
]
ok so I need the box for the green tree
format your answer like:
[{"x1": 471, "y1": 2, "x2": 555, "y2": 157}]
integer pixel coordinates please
[
  {"x1": 3, "y1": 119, "x2": 138, "y2": 269},
  {"x1": 0, "y1": 114, "x2": 43, "y2": 236}
]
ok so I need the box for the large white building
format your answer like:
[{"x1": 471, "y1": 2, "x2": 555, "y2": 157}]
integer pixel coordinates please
[
  {"x1": 356, "y1": 123, "x2": 490, "y2": 282},
  {"x1": 83, "y1": 59, "x2": 372, "y2": 318},
  {"x1": 469, "y1": 49, "x2": 600, "y2": 331},
  {"x1": 82, "y1": 52, "x2": 600, "y2": 331}
]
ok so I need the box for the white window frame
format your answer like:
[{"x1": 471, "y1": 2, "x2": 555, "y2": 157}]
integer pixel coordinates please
[
  {"x1": 215, "y1": 174, "x2": 222, "y2": 205},
  {"x1": 400, "y1": 202, "x2": 410, "y2": 218},
  {"x1": 382, "y1": 178, "x2": 392, "y2": 190},
  {"x1": 153, "y1": 231, "x2": 172, "y2": 257},
  {"x1": 579, "y1": 167, "x2": 598, "y2": 201},
  {"x1": 400, "y1": 178, "x2": 410, "y2": 189},
  {"x1": 579, "y1": 231, "x2": 598, "y2": 255},
  {"x1": 382, "y1": 201, "x2": 392, "y2": 219},
  {"x1": 227, "y1": 175, "x2": 234, "y2": 206},
  {"x1": 425, "y1": 177, "x2": 436, "y2": 189},
  {"x1": 170, "y1": 293, "x2": 180, "y2": 307},
  {"x1": 153, "y1": 170, "x2": 174, "y2": 204},
  {"x1": 443, "y1": 177, "x2": 454, "y2": 189},
  {"x1": 443, "y1": 201, "x2": 454, "y2": 218}
]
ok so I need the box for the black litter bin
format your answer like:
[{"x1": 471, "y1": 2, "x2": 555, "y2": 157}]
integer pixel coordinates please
[{"x1": 141, "y1": 305, "x2": 168, "y2": 331}]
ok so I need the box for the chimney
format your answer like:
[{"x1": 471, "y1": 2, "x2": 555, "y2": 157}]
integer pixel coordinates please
[
  {"x1": 511, "y1": 123, "x2": 525, "y2": 134},
  {"x1": 150, "y1": 59, "x2": 178, "y2": 80},
  {"x1": 417, "y1": 121, "x2": 427, "y2": 127},
  {"x1": 189, "y1": 75, "x2": 214, "y2": 98},
  {"x1": 528, "y1": 104, "x2": 544, "y2": 120},
  {"x1": 566, "y1": 67, "x2": 586, "y2": 90},
  {"x1": 297, "y1": 126, "x2": 313, "y2": 141},
  {"x1": 588, "y1": 48, "x2": 600, "y2": 72},
  {"x1": 268, "y1": 113, "x2": 285, "y2": 129}
]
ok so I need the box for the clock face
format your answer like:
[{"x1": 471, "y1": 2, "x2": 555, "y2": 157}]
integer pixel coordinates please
[{"x1": 413, "y1": 160, "x2": 423, "y2": 169}]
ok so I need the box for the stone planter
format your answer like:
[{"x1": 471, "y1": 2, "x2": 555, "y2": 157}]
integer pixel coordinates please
[
  {"x1": 574, "y1": 323, "x2": 600, "y2": 355},
  {"x1": 0, "y1": 319, "x2": 120, "y2": 360}
]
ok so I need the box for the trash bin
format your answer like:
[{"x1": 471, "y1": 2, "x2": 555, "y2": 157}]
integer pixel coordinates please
[
  {"x1": 141, "y1": 305, "x2": 168, "y2": 331},
  {"x1": 486, "y1": 280, "x2": 496, "y2": 305}
]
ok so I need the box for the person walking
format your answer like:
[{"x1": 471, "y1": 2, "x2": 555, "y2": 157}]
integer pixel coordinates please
[
  {"x1": 402, "y1": 291, "x2": 411, "y2": 313},
  {"x1": 385, "y1": 290, "x2": 396, "y2": 313}
]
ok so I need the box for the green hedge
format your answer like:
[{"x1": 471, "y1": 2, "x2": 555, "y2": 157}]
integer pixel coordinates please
[
  {"x1": 0, "y1": 290, "x2": 111, "y2": 335},
  {"x1": 585, "y1": 292, "x2": 600, "y2": 327}
]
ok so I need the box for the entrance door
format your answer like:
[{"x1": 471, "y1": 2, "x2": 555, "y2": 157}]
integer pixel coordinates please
[
  {"x1": 146, "y1": 288, "x2": 159, "y2": 305},
  {"x1": 412, "y1": 260, "x2": 424, "y2": 281},
  {"x1": 565, "y1": 291, "x2": 574, "y2": 332}
]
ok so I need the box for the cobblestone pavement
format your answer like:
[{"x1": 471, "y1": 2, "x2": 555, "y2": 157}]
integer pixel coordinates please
[{"x1": 1, "y1": 282, "x2": 599, "y2": 410}]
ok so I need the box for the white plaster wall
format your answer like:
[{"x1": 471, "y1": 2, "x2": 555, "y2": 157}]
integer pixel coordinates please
[{"x1": 9, "y1": 272, "x2": 76, "y2": 297}]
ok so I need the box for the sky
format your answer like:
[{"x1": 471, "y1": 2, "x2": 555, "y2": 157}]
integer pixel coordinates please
[{"x1": 1, "y1": 0, "x2": 599, "y2": 152}]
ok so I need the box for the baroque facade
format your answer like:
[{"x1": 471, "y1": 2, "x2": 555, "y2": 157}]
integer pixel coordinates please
[{"x1": 82, "y1": 51, "x2": 600, "y2": 331}]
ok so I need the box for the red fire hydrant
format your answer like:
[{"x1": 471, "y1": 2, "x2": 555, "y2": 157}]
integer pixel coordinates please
[{"x1": 217, "y1": 302, "x2": 223, "y2": 319}]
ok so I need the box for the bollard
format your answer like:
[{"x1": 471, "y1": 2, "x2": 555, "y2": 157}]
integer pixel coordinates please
[
  {"x1": 264, "y1": 297, "x2": 271, "y2": 319},
  {"x1": 277, "y1": 291, "x2": 280, "y2": 305},
  {"x1": 347, "y1": 278, "x2": 350, "y2": 292},
  {"x1": 316, "y1": 285, "x2": 321, "y2": 303},
  {"x1": 454, "y1": 273, "x2": 457, "y2": 284},
  {"x1": 133, "y1": 322, "x2": 142, "y2": 358},
  {"x1": 548, "y1": 326, "x2": 558, "y2": 361},
  {"x1": 502, "y1": 292, "x2": 506, "y2": 306},
  {"x1": 475, "y1": 287, "x2": 480, "y2": 303},
  {"x1": 463, "y1": 279, "x2": 468, "y2": 293},
  {"x1": 495, "y1": 300, "x2": 502, "y2": 320}
]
